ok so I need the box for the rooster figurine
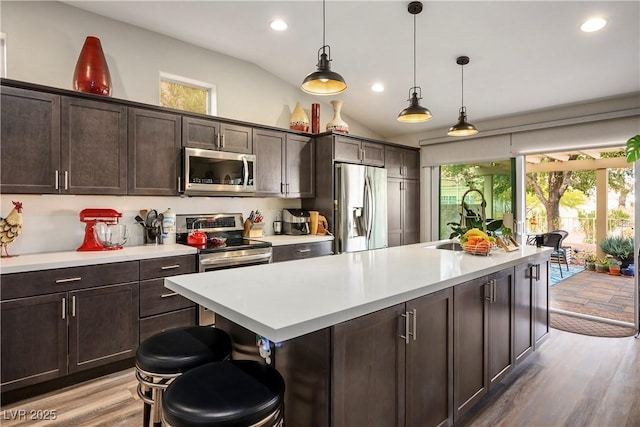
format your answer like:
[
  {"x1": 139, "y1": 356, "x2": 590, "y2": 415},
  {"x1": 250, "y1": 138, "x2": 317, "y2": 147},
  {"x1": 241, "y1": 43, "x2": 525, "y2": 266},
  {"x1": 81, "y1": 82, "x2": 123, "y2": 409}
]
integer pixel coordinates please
[{"x1": 1, "y1": 201, "x2": 23, "y2": 258}]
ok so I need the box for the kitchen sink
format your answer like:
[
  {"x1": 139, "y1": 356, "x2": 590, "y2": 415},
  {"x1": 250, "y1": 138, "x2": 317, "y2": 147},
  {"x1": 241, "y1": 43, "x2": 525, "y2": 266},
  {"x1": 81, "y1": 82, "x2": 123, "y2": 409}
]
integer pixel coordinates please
[{"x1": 433, "y1": 242, "x2": 464, "y2": 251}]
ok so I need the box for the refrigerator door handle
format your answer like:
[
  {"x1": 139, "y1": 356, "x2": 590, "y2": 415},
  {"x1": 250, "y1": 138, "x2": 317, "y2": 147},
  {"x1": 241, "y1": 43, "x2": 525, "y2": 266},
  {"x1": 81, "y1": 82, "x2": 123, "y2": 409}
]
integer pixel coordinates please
[{"x1": 365, "y1": 174, "x2": 375, "y2": 242}]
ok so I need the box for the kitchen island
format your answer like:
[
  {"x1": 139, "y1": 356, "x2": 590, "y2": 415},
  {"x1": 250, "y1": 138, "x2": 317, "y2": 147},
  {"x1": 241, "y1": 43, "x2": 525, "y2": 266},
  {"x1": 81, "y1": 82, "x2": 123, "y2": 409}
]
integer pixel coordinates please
[{"x1": 165, "y1": 242, "x2": 552, "y2": 427}]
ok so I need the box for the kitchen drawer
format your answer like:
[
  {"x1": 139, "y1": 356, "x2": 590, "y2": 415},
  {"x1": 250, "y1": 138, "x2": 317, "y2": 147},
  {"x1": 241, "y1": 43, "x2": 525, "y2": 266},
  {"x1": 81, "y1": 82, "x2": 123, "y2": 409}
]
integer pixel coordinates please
[
  {"x1": 139, "y1": 307, "x2": 197, "y2": 343},
  {"x1": 139, "y1": 255, "x2": 196, "y2": 280},
  {"x1": 272, "y1": 241, "x2": 333, "y2": 263},
  {"x1": 0, "y1": 261, "x2": 139, "y2": 300},
  {"x1": 140, "y1": 278, "x2": 196, "y2": 317}
]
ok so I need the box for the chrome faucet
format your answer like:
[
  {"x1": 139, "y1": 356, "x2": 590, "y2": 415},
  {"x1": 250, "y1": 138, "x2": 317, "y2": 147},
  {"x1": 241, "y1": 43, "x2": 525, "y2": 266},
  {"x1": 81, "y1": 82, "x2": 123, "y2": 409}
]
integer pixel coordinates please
[{"x1": 460, "y1": 189, "x2": 487, "y2": 233}]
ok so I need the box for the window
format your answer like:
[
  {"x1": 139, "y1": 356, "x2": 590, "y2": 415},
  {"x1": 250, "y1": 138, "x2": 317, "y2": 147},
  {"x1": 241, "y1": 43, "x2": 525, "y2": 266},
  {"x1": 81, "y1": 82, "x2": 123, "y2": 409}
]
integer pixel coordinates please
[{"x1": 159, "y1": 72, "x2": 216, "y2": 115}]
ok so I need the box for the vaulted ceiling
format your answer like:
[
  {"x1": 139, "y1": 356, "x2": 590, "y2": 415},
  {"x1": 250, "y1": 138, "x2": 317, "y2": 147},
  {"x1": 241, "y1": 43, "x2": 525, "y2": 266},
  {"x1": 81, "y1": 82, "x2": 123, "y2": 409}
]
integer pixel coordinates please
[{"x1": 63, "y1": 1, "x2": 640, "y2": 139}]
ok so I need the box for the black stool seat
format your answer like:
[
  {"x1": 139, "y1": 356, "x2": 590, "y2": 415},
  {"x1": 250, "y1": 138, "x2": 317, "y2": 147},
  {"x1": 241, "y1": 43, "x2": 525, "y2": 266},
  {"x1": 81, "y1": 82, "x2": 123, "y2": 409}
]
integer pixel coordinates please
[
  {"x1": 163, "y1": 360, "x2": 285, "y2": 427},
  {"x1": 136, "y1": 326, "x2": 232, "y2": 374}
]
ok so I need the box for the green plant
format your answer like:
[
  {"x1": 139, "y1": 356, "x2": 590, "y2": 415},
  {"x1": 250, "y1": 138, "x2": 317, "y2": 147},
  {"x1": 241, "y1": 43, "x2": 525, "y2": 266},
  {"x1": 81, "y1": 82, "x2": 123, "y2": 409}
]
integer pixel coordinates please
[
  {"x1": 599, "y1": 236, "x2": 634, "y2": 261},
  {"x1": 595, "y1": 257, "x2": 609, "y2": 266},
  {"x1": 584, "y1": 252, "x2": 597, "y2": 263},
  {"x1": 625, "y1": 134, "x2": 640, "y2": 163}
]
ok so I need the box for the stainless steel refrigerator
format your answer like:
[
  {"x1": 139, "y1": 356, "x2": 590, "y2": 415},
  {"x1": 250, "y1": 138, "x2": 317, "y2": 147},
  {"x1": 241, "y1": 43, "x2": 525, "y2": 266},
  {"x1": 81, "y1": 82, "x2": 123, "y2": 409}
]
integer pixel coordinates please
[{"x1": 334, "y1": 163, "x2": 388, "y2": 253}]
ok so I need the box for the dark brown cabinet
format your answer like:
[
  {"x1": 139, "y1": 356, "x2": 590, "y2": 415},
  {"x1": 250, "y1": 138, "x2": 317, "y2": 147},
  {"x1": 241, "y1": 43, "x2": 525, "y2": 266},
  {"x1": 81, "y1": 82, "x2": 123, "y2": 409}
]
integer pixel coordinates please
[
  {"x1": 138, "y1": 255, "x2": 197, "y2": 342},
  {"x1": 387, "y1": 178, "x2": 420, "y2": 247},
  {"x1": 182, "y1": 116, "x2": 253, "y2": 154},
  {"x1": 128, "y1": 108, "x2": 182, "y2": 195},
  {"x1": 254, "y1": 129, "x2": 314, "y2": 198},
  {"x1": 332, "y1": 288, "x2": 453, "y2": 427},
  {"x1": 0, "y1": 87, "x2": 127, "y2": 195},
  {"x1": 334, "y1": 135, "x2": 385, "y2": 166},
  {"x1": 61, "y1": 97, "x2": 128, "y2": 194},
  {"x1": 453, "y1": 268, "x2": 513, "y2": 421},
  {"x1": 385, "y1": 145, "x2": 420, "y2": 180},
  {"x1": 1, "y1": 87, "x2": 60, "y2": 194},
  {"x1": 0, "y1": 261, "x2": 139, "y2": 392},
  {"x1": 514, "y1": 263, "x2": 534, "y2": 364},
  {"x1": 533, "y1": 258, "x2": 550, "y2": 346},
  {"x1": 271, "y1": 240, "x2": 333, "y2": 262}
]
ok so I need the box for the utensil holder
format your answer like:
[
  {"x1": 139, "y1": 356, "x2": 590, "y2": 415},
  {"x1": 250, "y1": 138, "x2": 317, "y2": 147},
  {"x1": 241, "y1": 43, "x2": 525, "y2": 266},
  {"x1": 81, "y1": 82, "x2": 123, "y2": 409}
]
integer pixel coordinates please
[
  {"x1": 143, "y1": 226, "x2": 161, "y2": 245},
  {"x1": 243, "y1": 220, "x2": 264, "y2": 238}
]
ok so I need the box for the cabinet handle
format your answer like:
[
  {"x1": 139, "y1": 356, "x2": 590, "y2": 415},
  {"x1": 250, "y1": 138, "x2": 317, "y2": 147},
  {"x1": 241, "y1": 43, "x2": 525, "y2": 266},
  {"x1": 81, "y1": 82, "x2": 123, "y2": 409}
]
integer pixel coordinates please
[
  {"x1": 72, "y1": 295, "x2": 76, "y2": 317},
  {"x1": 297, "y1": 248, "x2": 311, "y2": 253},
  {"x1": 216, "y1": 134, "x2": 221, "y2": 149},
  {"x1": 177, "y1": 176, "x2": 182, "y2": 193},
  {"x1": 220, "y1": 134, "x2": 225, "y2": 148},
  {"x1": 160, "y1": 292, "x2": 179, "y2": 298},
  {"x1": 535, "y1": 263, "x2": 541, "y2": 281},
  {"x1": 484, "y1": 282, "x2": 492, "y2": 302},
  {"x1": 400, "y1": 311, "x2": 411, "y2": 344},
  {"x1": 410, "y1": 308, "x2": 417, "y2": 341},
  {"x1": 56, "y1": 277, "x2": 82, "y2": 284},
  {"x1": 55, "y1": 170, "x2": 59, "y2": 190},
  {"x1": 161, "y1": 264, "x2": 181, "y2": 270},
  {"x1": 64, "y1": 171, "x2": 69, "y2": 190},
  {"x1": 286, "y1": 183, "x2": 290, "y2": 194},
  {"x1": 62, "y1": 297, "x2": 66, "y2": 320}
]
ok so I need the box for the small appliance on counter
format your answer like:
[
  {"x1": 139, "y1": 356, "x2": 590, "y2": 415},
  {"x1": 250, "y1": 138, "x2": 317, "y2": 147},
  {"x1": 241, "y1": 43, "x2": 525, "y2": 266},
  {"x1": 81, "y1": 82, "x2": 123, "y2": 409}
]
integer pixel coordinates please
[
  {"x1": 77, "y1": 208, "x2": 127, "y2": 251},
  {"x1": 282, "y1": 209, "x2": 310, "y2": 235}
]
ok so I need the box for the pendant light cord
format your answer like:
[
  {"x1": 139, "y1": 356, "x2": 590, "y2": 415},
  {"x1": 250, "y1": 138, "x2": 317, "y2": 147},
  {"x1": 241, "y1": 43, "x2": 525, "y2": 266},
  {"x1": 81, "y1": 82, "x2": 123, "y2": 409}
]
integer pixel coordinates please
[
  {"x1": 461, "y1": 63, "x2": 464, "y2": 107},
  {"x1": 413, "y1": 14, "x2": 417, "y2": 89},
  {"x1": 322, "y1": 0, "x2": 326, "y2": 47}
]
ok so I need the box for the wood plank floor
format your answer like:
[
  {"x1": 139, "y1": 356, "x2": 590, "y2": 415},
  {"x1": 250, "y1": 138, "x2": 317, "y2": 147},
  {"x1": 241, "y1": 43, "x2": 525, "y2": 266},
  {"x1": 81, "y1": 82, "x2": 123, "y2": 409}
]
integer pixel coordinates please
[{"x1": 1, "y1": 329, "x2": 639, "y2": 426}]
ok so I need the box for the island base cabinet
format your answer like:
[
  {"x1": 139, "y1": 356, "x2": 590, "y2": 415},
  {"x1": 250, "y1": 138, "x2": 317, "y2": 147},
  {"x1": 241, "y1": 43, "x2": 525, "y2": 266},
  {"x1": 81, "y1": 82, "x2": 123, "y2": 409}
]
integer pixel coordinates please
[
  {"x1": 514, "y1": 263, "x2": 534, "y2": 364},
  {"x1": 533, "y1": 260, "x2": 550, "y2": 347},
  {"x1": 0, "y1": 294, "x2": 67, "y2": 391}
]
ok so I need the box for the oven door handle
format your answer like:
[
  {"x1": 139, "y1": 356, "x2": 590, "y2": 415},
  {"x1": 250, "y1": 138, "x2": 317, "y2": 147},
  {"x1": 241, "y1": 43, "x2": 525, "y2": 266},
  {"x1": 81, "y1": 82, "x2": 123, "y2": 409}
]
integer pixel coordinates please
[{"x1": 200, "y1": 252, "x2": 272, "y2": 266}]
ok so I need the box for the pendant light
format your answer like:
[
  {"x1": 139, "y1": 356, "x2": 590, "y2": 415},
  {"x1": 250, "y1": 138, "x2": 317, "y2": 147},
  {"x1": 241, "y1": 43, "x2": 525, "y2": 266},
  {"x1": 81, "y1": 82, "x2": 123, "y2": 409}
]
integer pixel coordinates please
[
  {"x1": 397, "y1": 1, "x2": 432, "y2": 123},
  {"x1": 301, "y1": 0, "x2": 347, "y2": 95},
  {"x1": 447, "y1": 56, "x2": 479, "y2": 136}
]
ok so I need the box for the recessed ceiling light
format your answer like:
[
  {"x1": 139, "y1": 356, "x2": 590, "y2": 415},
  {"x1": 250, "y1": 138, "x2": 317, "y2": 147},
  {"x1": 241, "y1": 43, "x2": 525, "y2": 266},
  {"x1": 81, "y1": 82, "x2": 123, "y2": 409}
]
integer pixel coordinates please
[
  {"x1": 270, "y1": 20, "x2": 288, "y2": 31},
  {"x1": 371, "y1": 83, "x2": 385, "y2": 92},
  {"x1": 581, "y1": 17, "x2": 607, "y2": 32}
]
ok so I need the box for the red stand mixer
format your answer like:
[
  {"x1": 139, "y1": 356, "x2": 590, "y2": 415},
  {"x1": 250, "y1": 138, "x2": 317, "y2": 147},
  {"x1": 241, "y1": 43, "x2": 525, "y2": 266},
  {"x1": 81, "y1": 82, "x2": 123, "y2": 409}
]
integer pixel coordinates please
[{"x1": 77, "y1": 209, "x2": 124, "y2": 251}]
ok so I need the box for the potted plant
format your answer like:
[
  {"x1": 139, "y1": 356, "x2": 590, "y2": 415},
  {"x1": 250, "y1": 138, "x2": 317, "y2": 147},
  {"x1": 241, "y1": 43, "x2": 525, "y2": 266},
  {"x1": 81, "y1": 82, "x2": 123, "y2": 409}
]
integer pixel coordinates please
[
  {"x1": 608, "y1": 259, "x2": 621, "y2": 276},
  {"x1": 584, "y1": 253, "x2": 597, "y2": 271},
  {"x1": 595, "y1": 258, "x2": 609, "y2": 273},
  {"x1": 599, "y1": 235, "x2": 634, "y2": 268}
]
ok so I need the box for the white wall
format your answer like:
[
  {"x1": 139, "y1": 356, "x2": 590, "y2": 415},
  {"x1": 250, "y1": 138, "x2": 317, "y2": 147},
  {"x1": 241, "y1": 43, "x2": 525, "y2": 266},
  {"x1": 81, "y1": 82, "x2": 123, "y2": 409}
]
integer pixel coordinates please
[{"x1": 0, "y1": 1, "x2": 384, "y2": 255}]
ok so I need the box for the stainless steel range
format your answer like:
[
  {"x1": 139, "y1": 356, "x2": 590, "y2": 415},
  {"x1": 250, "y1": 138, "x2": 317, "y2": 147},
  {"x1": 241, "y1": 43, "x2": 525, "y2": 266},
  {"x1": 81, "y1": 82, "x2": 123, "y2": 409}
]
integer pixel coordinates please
[{"x1": 175, "y1": 213, "x2": 272, "y2": 325}]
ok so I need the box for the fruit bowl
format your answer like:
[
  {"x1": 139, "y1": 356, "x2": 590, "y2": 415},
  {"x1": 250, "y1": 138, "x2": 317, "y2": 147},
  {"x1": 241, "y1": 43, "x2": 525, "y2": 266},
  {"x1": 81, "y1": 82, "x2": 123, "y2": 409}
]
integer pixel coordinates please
[
  {"x1": 94, "y1": 223, "x2": 128, "y2": 250},
  {"x1": 462, "y1": 241, "x2": 493, "y2": 256}
]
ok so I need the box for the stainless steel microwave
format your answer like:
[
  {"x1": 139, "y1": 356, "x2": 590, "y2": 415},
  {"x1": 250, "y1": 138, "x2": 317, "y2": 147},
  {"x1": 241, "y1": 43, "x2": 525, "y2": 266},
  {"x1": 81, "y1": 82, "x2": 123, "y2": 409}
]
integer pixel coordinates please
[{"x1": 182, "y1": 147, "x2": 256, "y2": 196}]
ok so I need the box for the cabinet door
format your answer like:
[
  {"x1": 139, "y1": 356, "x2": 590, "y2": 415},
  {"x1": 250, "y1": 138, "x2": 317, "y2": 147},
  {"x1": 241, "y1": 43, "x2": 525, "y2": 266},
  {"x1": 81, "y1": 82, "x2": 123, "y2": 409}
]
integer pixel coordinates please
[
  {"x1": 271, "y1": 241, "x2": 333, "y2": 262},
  {"x1": 182, "y1": 116, "x2": 220, "y2": 149},
  {"x1": 220, "y1": 123, "x2": 253, "y2": 154},
  {"x1": 0, "y1": 87, "x2": 60, "y2": 194},
  {"x1": 402, "y1": 148, "x2": 420, "y2": 180},
  {"x1": 488, "y1": 268, "x2": 513, "y2": 388},
  {"x1": 406, "y1": 288, "x2": 453, "y2": 427},
  {"x1": 61, "y1": 97, "x2": 127, "y2": 194},
  {"x1": 402, "y1": 179, "x2": 420, "y2": 245},
  {"x1": 0, "y1": 293, "x2": 67, "y2": 391},
  {"x1": 68, "y1": 283, "x2": 139, "y2": 373},
  {"x1": 533, "y1": 259, "x2": 550, "y2": 346},
  {"x1": 362, "y1": 141, "x2": 385, "y2": 167},
  {"x1": 453, "y1": 276, "x2": 488, "y2": 421},
  {"x1": 254, "y1": 128, "x2": 285, "y2": 196},
  {"x1": 387, "y1": 177, "x2": 403, "y2": 247},
  {"x1": 514, "y1": 263, "x2": 534, "y2": 364},
  {"x1": 128, "y1": 108, "x2": 181, "y2": 195},
  {"x1": 334, "y1": 135, "x2": 362, "y2": 163},
  {"x1": 285, "y1": 134, "x2": 314, "y2": 198},
  {"x1": 332, "y1": 304, "x2": 406, "y2": 427},
  {"x1": 384, "y1": 145, "x2": 403, "y2": 178}
]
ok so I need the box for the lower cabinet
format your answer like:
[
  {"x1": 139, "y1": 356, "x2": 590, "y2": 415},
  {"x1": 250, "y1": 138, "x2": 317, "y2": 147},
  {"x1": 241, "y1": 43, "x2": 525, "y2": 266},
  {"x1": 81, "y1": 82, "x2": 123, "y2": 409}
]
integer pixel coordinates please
[
  {"x1": 453, "y1": 268, "x2": 513, "y2": 421},
  {"x1": 532, "y1": 258, "x2": 550, "y2": 346},
  {"x1": 514, "y1": 263, "x2": 534, "y2": 364},
  {"x1": 272, "y1": 241, "x2": 333, "y2": 263},
  {"x1": 332, "y1": 288, "x2": 453, "y2": 427}
]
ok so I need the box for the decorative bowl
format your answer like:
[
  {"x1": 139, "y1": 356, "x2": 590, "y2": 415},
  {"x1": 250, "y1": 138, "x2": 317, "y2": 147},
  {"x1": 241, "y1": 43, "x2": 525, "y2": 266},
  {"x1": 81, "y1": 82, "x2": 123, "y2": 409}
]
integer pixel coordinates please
[
  {"x1": 94, "y1": 223, "x2": 128, "y2": 249},
  {"x1": 462, "y1": 241, "x2": 493, "y2": 256}
]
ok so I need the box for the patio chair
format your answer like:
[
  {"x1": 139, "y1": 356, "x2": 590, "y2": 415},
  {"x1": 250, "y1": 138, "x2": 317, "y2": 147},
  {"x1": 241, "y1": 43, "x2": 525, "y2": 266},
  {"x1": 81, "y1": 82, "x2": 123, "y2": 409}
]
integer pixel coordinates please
[{"x1": 541, "y1": 232, "x2": 569, "y2": 277}]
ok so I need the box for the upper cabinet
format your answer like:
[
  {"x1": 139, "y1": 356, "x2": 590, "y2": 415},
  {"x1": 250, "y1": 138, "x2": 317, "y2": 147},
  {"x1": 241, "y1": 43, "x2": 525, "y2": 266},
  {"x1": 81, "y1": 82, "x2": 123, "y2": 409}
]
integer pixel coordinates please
[
  {"x1": 385, "y1": 145, "x2": 420, "y2": 180},
  {"x1": 182, "y1": 116, "x2": 252, "y2": 154},
  {"x1": 253, "y1": 129, "x2": 314, "y2": 198},
  {"x1": 128, "y1": 108, "x2": 182, "y2": 195},
  {"x1": 334, "y1": 135, "x2": 385, "y2": 167},
  {"x1": 1, "y1": 87, "x2": 127, "y2": 195}
]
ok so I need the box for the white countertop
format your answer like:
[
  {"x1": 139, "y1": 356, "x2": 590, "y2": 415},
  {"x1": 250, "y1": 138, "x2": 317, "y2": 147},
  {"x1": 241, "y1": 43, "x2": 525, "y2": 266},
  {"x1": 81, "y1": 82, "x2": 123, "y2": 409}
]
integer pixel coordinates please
[
  {"x1": 165, "y1": 243, "x2": 552, "y2": 343},
  {"x1": 254, "y1": 235, "x2": 333, "y2": 246},
  {"x1": 0, "y1": 244, "x2": 197, "y2": 274}
]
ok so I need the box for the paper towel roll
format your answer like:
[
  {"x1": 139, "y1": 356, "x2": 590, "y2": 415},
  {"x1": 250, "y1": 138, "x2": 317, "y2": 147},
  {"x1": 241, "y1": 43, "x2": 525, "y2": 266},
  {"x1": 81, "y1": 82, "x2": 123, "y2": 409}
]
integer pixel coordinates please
[{"x1": 502, "y1": 213, "x2": 513, "y2": 231}]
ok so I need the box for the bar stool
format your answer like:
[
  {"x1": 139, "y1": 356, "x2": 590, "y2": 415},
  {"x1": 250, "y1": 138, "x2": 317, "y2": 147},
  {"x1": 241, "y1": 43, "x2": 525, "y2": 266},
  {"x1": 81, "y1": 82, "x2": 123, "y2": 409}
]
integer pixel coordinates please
[
  {"x1": 135, "y1": 326, "x2": 232, "y2": 427},
  {"x1": 162, "y1": 360, "x2": 285, "y2": 427}
]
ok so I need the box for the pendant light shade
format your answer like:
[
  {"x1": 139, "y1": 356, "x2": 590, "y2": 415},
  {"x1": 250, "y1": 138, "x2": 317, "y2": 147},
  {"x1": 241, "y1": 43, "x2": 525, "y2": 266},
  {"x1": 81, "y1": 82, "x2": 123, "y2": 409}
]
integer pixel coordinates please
[
  {"x1": 448, "y1": 56, "x2": 478, "y2": 136},
  {"x1": 301, "y1": 0, "x2": 347, "y2": 95},
  {"x1": 398, "y1": 1, "x2": 432, "y2": 123}
]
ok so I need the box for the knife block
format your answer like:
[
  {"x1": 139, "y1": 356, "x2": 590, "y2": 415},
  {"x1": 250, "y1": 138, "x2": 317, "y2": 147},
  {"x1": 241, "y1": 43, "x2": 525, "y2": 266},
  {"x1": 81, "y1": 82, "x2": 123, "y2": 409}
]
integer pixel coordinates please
[{"x1": 243, "y1": 219, "x2": 264, "y2": 238}]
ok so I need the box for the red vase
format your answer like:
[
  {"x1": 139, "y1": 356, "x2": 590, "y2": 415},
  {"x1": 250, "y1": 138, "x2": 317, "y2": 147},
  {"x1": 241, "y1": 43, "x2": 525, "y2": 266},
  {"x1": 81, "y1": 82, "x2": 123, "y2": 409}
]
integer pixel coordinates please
[
  {"x1": 73, "y1": 36, "x2": 112, "y2": 96},
  {"x1": 311, "y1": 103, "x2": 320, "y2": 134}
]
